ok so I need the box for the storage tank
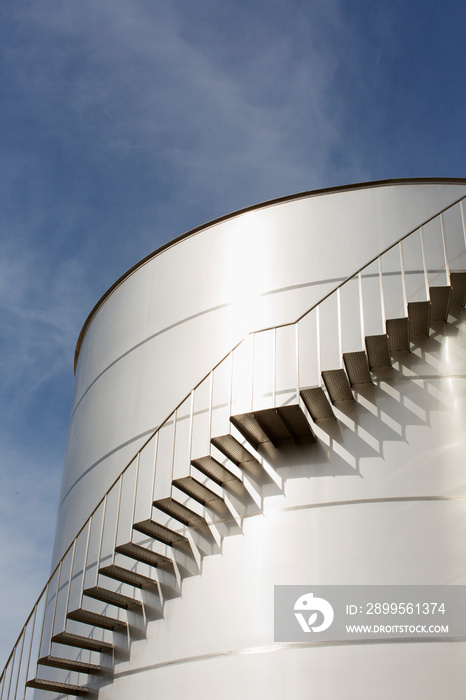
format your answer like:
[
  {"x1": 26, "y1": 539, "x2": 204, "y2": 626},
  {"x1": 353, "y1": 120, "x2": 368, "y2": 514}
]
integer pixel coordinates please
[{"x1": 2, "y1": 178, "x2": 466, "y2": 699}]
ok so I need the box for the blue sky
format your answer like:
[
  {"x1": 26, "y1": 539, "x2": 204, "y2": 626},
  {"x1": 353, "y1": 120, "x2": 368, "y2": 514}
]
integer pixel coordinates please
[{"x1": 1, "y1": 0, "x2": 465, "y2": 670}]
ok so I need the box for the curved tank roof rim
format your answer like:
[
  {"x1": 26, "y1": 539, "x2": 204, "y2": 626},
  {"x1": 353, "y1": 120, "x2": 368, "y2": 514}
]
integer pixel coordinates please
[{"x1": 74, "y1": 176, "x2": 466, "y2": 372}]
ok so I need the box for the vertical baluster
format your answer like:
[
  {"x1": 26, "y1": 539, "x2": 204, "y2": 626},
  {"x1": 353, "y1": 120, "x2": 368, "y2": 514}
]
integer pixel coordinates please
[
  {"x1": 460, "y1": 199, "x2": 466, "y2": 252},
  {"x1": 439, "y1": 213, "x2": 450, "y2": 280},
  {"x1": 419, "y1": 226, "x2": 429, "y2": 296},
  {"x1": 187, "y1": 391, "x2": 195, "y2": 467},
  {"x1": 358, "y1": 273, "x2": 365, "y2": 346},
  {"x1": 316, "y1": 306, "x2": 321, "y2": 378},
  {"x1": 250, "y1": 334, "x2": 256, "y2": 411},
  {"x1": 35, "y1": 582, "x2": 50, "y2": 672},
  {"x1": 171, "y1": 409, "x2": 178, "y2": 482},
  {"x1": 130, "y1": 457, "x2": 140, "y2": 537},
  {"x1": 63, "y1": 539, "x2": 78, "y2": 628},
  {"x1": 336, "y1": 287, "x2": 342, "y2": 360},
  {"x1": 12, "y1": 626, "x2": 26, "y2": 700},
  {"x1": 399, "y1": 241, "x2": 408, "y2": 312},
  {"x1": 111, "y1": 479, "x2": 123, "y2": 557},
  {"x1": 150, "y1": 430, "x2": 160, "y2": 508},
  {"x1": 80, "y1": 516, "x2": 93, "y2": 595},
  {"x1": 96, "y1": 495, "x2": 108, "y2": 574},
  {"x1": 378, "y1": 257, "x2": 386, "y2": 328},
  {"x1": 5, "y1": 645, "x2": 16, "y2": 700},
  {"x1": 272, "y1": 328, "x2": 277, "y2": 406},
  {"x1": 228, "y1": 351, "x2": 233, "y2": 423},
  {"x1": 48, "y1": 563, "x2": 62, "y2": 655},
  {"x1": 208, "y1": 372, "x2": 214, "y2": 448},
  {"x1": 22, "y1": 603, "x2": 38, "y2": 700},
  {"x1": 295, "y1": 324, "x2": 299, "y2": 399}
]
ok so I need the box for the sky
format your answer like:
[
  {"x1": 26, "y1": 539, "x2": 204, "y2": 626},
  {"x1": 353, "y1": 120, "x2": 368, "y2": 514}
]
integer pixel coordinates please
[{"x1": 1, "y1": 0, "x2": 466, "y2": 672}]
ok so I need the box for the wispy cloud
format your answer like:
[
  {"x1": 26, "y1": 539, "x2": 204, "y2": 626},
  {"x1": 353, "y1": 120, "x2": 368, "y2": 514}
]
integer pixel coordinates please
[
  {"x1": 2, "y1": 0, "x2": 363, "y2": 213},
  {"x1": 0, "y1": 0, "x2": 394, "y2": 671}
]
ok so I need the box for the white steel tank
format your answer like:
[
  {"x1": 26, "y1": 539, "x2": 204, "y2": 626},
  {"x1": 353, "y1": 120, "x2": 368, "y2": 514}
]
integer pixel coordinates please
[{"x1": 3, "y1": 178, "x2": 466, "y2": 700}]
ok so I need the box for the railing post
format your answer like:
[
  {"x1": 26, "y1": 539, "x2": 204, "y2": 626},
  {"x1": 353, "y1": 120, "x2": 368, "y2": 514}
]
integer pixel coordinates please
[
  {"x1": 337, "y1": 287, "x2": 342, "y2": 359},
  {"x1": 112, "y1": 478, "x2": 124, "y2": 558},
  {"x1": 439, "y1": 213, "x2": 450, "y2": 280},
  {"x1": 5, "y1": 645, "x2": 16, "y2": 700},
  {"x1": 80, "y1": 515, "x2": 93, "y2": 597},
  {"x1": 460, "y1": 199, "x2": 466, "y2": 252},
  {"x1": 358, "y1": 272, "x2": 365, "y2": 346},
  {"x1": 130, "y1": 456, "x2": 141, "y2": 538},
  {"x1": 187, "y1": 390, "x2": 195, "y2": 468},
  {"x1": 272, "y1": 328, "x2": 277, "y2": 406},
  {"x1": 171, "y1": 409, "x2": 178, "y2": 482},
  {"x1": 399, "y1": 241, "x2": 408, "y2": 312},
  {"x1": 63, "y1": 538, "x2": 78, "y2": 628},
  {"x1": 250, "y1": 334, "x2": 256, "y2": 411},
  {"x1": 35, "y1": 581, "x2": 50, "y2": 673},
  {"x1": 12, "y1": 625, "x2": 25, "y2": 700},
  {"x1": 150, "y1": 430, "x2": 160, "y2": 509},
  {"x1": 22, "y1": 603, "x2": 38, "y2": 700},
  {"x1": 228, "y1": 352, "x2": 234, "y2": 423},
  {"x1": 48, "y1": 561, "x2": 63, "y2": 655},
  {"x1": 316, "y1": 305, "x2": 321, "y2": 378},
  {"x1": 295, "y1": 323, "x2": 300, "y2": 400},
  {"x1": 97, "y1": 495, "x2": 108, "y2": 573},
  {"x1": 378, "y1": 257, "x2": 386, "y2": 328},
  {"x1": 208, "y1": 372, "x2": 214, "y2": 448},
  {"x1": 419, "y1": 226, "x2": 429, "y2": 297}
]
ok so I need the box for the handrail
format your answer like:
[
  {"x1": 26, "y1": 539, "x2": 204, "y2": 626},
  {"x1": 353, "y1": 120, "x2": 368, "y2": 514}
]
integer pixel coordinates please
[{"x1": 2, "y1": 190, "x2": 466, "y2": 691}]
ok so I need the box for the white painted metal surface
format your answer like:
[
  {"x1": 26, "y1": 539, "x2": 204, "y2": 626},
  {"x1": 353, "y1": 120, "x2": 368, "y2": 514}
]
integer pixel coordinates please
[
  {"x1": 97, "y1": 325, "x2": 466, "y2": 700},
  {"x1": 54, "y1": 180, "x2": 466, "y2": 564},
  {"x1": 2, "y1": 179, "x2": 466, "y2": 700}
]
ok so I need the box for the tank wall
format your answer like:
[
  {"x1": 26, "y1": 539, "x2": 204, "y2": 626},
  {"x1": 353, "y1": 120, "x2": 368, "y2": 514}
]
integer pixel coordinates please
[
  {"x1": 53, "y1": 182, "x2": 466, "y2": 566},
  {"x1": 96, "y1": 313, "x2": 466, "y2": 699}
]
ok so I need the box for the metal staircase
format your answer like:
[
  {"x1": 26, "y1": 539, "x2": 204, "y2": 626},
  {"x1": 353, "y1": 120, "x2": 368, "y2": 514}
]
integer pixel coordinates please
[{"x1": 2, "y1": 197, "x2": 466, "y2": 699}]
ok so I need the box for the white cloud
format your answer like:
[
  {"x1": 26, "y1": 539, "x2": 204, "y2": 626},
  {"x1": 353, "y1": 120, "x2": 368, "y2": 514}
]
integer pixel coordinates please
[{"x1": 0, "y1": 0, "x2": 367, "y2": 676}]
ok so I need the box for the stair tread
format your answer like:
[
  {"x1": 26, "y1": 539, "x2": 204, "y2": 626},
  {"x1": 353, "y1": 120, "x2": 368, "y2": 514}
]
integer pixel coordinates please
[
  {"x1": 211, "y1": 435, "x2": 267, "y2": 481},
  {"x1": 84, "y1": 586, "x2": 143, "y2": 611},
  {"x1": 26, "y1": 678, "x2": 92, "y2": 696},
  {"x1": 321, "y1": 369, "x2": 353, "y2": 404},
  {"x1": 365, "y1": 334, "x2": 392, "y2": 367},
  {"x1": 99, "y1": 564, "x2": 156, "y2": 589},
  {"x1": 191, "y1": 455, "x2": 240, "y2": 486},
  {"x1": 115, "y1": 542, "x2": 174, "y2": 570},
  {"x1": 133, "y1": 519, "x2": 192, "y2": 553},
  {"x1": 343, "y1": 351, "x2": 372, "y2": 385},
  {"x1": 230, "y1": 404, "x2": 314, "y2": 449},
  {"x1": 386, "y1": 317, "x2": 410, "y2": 353},
  {"x1": 449, "y1": 271, "x2": 466, "y2": 307},
  {"x1": 51, "y1": 631, "x2": 113, "y2": 653},
  {"x1": 191, "y1": 456, "x2": 251, "y2": 499},
  {"x1": 38, "y1": 655, "x2": 105, "y2": 674},
  {"x1": 429, "y1": 285, "x2": 452, "y2": 321},
  {"x1": 154, "y1": 497, "x2": 208, "y2": 527},
  {"x1": 408, "y1": 300, "x2": 431, "y2": 337},
  {"x1": 300, "y1": 387, "x2": 335, "y2": 422},
  {"x1": 211, "y1": 434, "x2": 257, "y2": 465},
  {"x1": 173, "y1": 477, "x2": 233, "y2": 519},
  {"x1": 67, "y1": 608, "x2": 127, "y2": 631}
]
